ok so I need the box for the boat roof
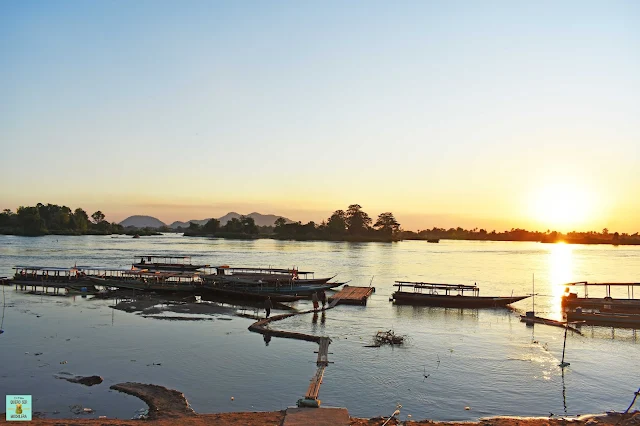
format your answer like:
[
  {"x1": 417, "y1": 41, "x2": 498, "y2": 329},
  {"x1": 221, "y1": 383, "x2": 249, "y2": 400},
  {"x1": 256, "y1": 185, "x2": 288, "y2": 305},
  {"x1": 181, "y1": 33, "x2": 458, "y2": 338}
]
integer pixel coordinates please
[
  {"x1": 564, "y1": 281, "x2": 640, "y2": 286},
  {"x1": 135, "y1": 255, "x2": 192, "y2": 260},
  {"x1": 394, "y1": 281, "x2": 479, "y2": 291},
  {"x1": 14, "y1": 266, "x2": 77, "y2": 272},
  {"x1": 214, "y1": 266, "x2": 314, "y2": 274},
  {"x1": 77, "y1": 267, "x2": 147, "y2": 273}
]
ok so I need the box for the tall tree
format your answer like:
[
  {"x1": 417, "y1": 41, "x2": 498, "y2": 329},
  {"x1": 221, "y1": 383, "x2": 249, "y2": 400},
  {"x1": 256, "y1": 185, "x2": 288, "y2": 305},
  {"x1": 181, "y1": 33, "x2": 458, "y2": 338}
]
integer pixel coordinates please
[
  {"x1": 72, "y1": 208, "x2": 89, "y2": 232},
  {"x1": 326, "y1": 210, "x2": 347, "y2": 236},
  {"x1": 203, "y1": 218, "x2": 220, "y2": 234},
  {"x1": 374, "y1": 212, "x2": 400, "y2": 236},
  {"x1": 346, "y1": 204, "x2": 372, "y2": 235},
  {"x1": 91, "y1": 211, "x2": 106, "y2": 224}
]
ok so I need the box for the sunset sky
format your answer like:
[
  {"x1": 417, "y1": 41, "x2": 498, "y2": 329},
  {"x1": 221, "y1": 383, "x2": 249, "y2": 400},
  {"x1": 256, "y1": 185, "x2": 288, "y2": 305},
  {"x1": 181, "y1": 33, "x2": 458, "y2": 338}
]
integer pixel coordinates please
[{"x1": 2, "y1": 1, "x2": 638, "y2": 232}]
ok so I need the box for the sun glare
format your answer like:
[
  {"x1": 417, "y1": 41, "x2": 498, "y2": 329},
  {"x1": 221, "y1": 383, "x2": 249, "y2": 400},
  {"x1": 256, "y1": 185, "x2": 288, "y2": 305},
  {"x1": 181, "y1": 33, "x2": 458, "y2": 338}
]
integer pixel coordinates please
[{"x1": 530, "y1": 182, "x2": 594, "y2": 231}]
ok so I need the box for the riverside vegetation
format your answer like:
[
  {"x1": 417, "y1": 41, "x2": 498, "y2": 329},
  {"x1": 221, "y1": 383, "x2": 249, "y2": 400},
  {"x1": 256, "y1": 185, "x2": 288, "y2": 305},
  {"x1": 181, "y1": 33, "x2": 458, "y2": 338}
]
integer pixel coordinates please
[{"x1": 2, "y1": 202, "x2": 638, "y2": 244}]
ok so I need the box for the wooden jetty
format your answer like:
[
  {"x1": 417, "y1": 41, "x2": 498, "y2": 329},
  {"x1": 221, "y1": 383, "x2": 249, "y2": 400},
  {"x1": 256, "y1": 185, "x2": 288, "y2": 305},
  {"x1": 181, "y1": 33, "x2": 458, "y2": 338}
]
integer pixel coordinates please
[{"x1": 328, "y1": 285, "x2": 375, "y2": 306}]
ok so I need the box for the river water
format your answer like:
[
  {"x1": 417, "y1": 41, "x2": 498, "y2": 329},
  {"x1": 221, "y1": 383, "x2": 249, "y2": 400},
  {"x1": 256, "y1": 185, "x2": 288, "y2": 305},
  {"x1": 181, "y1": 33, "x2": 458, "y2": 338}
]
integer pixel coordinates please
[{"x1": 0, "y1": 234, "x2": 638, "y2": 421}]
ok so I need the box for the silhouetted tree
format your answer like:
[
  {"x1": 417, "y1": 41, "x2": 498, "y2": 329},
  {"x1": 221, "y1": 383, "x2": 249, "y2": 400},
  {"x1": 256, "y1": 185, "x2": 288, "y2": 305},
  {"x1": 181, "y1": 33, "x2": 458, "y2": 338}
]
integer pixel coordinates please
[
  {"x1": 346, "y1": 204, "x2": 372, "y2": 235},
  {"x1": 326, "y1": 210, "x2": 347, "y2": 236},
  {"x1": 91, "y1": 211, "x2": 106, "y2": 224},
  {"x1": 203, "y1": 218, "x2": 220, "y2": 234},
  {"x1": 374, "y1": 212, "x2": 400, "y2": 236}
]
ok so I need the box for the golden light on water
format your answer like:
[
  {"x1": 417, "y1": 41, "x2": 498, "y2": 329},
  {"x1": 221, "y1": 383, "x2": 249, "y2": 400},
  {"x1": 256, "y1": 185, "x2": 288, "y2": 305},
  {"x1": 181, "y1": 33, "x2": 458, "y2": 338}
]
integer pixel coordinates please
[{"x1": 549, "y1": 243, "x2": 573, "y2": 317}]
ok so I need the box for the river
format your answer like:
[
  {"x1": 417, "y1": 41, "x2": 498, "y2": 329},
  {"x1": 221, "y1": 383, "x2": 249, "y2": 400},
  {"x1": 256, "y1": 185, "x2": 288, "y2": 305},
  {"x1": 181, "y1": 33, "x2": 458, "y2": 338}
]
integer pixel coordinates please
[{"x1": 0, "y1": 234, "x2": 638, "y2": 421}]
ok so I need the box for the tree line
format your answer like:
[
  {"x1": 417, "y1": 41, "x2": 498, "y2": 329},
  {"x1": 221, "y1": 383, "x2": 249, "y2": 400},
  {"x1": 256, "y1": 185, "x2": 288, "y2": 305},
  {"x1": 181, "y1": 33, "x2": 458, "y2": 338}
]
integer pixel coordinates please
[
  {"x1": 183, "y1": 204, "x2": 401, "y2": 242},
  {"x1": 401, "y1": 227, "x2": 640, "y2": 245},
  {"x1": 183, "y1": 215, "x2": 262, "y2": 238},
  {"x1": 0, "y1": 204, "x2": 128, "y2": 236},
  {"x1": 273, "y1": 204, "x2": 401, "y2": 241}
]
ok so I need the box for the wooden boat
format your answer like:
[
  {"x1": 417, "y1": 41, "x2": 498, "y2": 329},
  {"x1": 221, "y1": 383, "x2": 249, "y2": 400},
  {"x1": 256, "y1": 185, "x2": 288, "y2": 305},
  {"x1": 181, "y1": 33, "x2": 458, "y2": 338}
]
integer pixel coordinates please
[
  {"x1": 90, "y1": 271, "x2": 203, "y2": 293},
  {"x1": 561, "y1": 282, "x2": 640, "y2": 313},
  {"x1": 203, "y1": 279, "x2": 342, "y2": 296},
  {"x1": 392, "y1": 281, "x2": 529, "y2": 308},
  {"x1": 205, "y1": 266, "x2": 335, "y2": 285},
  {"x1": 200, "y1": 286, "x2": 305, "y2": 302},
  {"x1": 566, "y1": 308, "x2": 640, "y2": 328},
  {"x1": 519, "y1": 312, "x2": 583, "y2": 334},
  {"x1": 132, "y1": 255, "x2": 209, "y2": 271},
  {"x1": 12, "y1": 266, "x2": 84, "y2": 287}
]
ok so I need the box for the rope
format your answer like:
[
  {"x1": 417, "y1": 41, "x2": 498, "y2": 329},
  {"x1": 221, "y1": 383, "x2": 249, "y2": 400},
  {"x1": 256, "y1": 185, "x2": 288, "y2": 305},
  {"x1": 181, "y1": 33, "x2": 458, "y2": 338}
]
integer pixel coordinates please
[
  {"x1": 0, "y1": 284, "x2": 6, "y2": 334},
  {"x1": 615, "y1": 387, "x2": 640, "y2": 426}
]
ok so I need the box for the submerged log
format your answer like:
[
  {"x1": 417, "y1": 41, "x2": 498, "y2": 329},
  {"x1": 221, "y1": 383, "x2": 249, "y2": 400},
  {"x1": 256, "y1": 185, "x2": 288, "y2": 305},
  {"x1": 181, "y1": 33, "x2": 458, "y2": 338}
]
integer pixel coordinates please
[{"x1": 110, "y1": 382, "x2": 196, "y2": 419}]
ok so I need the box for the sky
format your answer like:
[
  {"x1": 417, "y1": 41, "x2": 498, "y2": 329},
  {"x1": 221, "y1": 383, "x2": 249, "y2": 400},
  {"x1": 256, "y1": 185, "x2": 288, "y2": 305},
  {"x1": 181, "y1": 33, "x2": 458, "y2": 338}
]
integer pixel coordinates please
[{"x1": 1, "y1": 1, "x2": 638, "y2": 232}]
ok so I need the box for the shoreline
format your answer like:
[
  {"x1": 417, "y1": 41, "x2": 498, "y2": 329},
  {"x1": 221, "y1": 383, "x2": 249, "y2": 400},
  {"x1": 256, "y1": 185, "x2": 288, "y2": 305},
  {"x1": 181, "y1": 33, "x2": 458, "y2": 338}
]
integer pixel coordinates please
[{"x1": 2, "y1": 382, "x2": 637, "y2": 424}]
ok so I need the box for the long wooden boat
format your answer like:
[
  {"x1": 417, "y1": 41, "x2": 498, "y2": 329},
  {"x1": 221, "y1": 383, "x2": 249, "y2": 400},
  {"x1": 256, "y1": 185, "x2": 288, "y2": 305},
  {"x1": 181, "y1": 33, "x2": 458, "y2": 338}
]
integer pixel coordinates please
[
  {"x1": 566, "y1": 309, "x2": 640, "y2": 328},
  {"x1": 561, "y1": 282, "x2": 640, "y2": 313},
  {"x1": 132, "y1": 255, "x2": 209, "y2": 271},
  {"x1": 205, "y1": 266, "x2": 335, "y2": 285},
  {"x1": 392, "y1": 281, "x2": 529, "y2": 308},
  {"x1": 200, "y1": 286, "x2": 305, "y2": 302},
  {"x1": 519, "y1": 312, "x2": 583, "y2": 334},
  {"x1": 203, "y1": 280, "x2": 342, "y2": 296},
  {"x1": 90, "y1": 272, "x2": 203, "y2": 293},
  {"x1": 12, "y1": 266, "x2": 85, "y2": 287}
]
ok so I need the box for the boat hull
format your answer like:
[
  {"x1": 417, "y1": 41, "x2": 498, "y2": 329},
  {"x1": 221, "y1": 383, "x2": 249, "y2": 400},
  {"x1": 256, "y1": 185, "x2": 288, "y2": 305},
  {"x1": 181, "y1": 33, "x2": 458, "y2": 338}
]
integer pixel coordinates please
[
  {"x1": 201, "y1": 286, "x2": 304, "y2": 302},
  {"x1": 566, "y1": 311, "x2": 640, "y2": 328},
  {"x1": 562, "y1": 296, "x2": 640, "y2": 313},
  {"x1": 90, "y1": 277, "x2": 202, "y2": 293},
  {"x1": 392, "y1": 292, "x2": 528, "y2": 308}
]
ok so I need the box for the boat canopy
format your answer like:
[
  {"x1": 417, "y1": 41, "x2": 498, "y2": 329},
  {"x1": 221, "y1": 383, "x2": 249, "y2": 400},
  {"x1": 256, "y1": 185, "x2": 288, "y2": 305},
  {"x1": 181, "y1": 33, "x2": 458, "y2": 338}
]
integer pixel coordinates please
[
  {"x1": 213, "y1": 266, "x2": 314, "y2": 275},
  {"x1": 135, "y1": 255, "x2": 193, "y2": 262},
  {"x1": 563, "y1": 281, "x2": 640, "y2": 298},
  {"x1": 394, "y1": 281, "x2": 480, "y2": 296},
  {"x1": 14, "y1": 266, "x2": 77, "y2": 272}
]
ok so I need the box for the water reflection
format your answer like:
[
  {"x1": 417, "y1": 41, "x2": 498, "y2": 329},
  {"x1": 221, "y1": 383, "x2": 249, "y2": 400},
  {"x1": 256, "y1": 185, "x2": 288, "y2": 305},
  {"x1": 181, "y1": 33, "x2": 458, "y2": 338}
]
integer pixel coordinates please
[
  {"x1": 394, "y1": 304, "x2": 481, "y2": 321},
  {"x1": 549, "y1": 243, "x2": 573, "y2": 318}
]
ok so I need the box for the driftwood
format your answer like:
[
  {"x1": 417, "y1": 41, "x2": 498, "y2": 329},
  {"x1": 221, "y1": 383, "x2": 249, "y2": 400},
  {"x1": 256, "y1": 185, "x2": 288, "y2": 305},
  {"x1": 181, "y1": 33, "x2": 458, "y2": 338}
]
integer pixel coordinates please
[{"x1": 373, "y1": 330, "x2": 405, "y2": 346}]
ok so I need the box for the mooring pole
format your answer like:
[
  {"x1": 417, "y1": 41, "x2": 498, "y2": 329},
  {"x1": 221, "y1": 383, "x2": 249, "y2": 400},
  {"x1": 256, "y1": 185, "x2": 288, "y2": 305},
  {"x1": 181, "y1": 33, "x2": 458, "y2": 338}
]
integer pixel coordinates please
[{"x1": 559, "y1": 324, "x2": 570, "y2": 368}]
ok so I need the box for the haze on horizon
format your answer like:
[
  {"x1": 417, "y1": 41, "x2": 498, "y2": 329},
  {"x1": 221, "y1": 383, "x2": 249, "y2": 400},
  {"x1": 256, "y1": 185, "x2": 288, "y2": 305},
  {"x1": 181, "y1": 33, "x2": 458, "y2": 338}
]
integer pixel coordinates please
[{"x1": 1, "y1": 1, "x2": 638, "y2": 233}]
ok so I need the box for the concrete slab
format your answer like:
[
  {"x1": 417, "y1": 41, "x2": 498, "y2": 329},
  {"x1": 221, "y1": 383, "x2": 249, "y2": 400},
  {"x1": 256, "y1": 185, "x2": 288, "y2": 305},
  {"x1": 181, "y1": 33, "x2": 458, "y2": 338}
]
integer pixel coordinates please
[{"x1": 283, "y1": 407, "x2": 350, "y2": 426}]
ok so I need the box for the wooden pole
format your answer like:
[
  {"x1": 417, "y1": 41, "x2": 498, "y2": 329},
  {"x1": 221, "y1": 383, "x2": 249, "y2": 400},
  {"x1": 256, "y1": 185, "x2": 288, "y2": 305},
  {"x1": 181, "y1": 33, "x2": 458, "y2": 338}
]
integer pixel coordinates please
[{"x1": 559, "y1": 325, "x2": 570, "y2": 368}]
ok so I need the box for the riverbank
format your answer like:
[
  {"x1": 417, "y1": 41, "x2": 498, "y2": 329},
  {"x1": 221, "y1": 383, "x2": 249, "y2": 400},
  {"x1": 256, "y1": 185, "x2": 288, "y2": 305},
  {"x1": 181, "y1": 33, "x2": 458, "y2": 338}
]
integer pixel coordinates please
[{"x1": 2, "y1": 411, "x2": 638, "y2": 425}]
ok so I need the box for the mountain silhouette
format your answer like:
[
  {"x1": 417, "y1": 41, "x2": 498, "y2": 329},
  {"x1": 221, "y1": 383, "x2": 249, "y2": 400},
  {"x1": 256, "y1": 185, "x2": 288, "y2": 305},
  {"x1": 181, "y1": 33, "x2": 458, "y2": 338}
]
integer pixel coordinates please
[{"x1": 121, "y1": 212, "x2": 290, "y2": 229}]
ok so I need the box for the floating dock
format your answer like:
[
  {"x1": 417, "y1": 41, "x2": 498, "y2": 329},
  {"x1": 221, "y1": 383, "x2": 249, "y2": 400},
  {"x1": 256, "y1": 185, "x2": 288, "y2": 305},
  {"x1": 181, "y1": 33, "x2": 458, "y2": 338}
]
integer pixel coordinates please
[{"x1": 328, "y1": 285, "x2": 375, "y2": 306}]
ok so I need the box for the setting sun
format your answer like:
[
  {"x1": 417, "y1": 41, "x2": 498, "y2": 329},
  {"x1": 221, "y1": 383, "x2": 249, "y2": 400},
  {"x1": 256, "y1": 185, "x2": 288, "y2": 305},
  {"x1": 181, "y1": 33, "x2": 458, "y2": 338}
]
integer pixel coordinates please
[{"x1": 529, "y1": 182, "x2": 595, "y2": 231}]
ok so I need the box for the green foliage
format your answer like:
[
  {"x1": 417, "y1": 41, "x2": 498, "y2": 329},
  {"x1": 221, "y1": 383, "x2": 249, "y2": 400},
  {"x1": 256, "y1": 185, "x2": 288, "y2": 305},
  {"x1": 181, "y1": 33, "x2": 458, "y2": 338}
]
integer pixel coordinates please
[
  {"x1": 203, "y1": 218, "x2": 220, "y2": 233},
  {"x1": 346, "y1": 204, "x2": 372, "y2": 236},
  {"x1": 91, "y1": 211, "x2": 105, "y2": 224},
  {"x1": 374, "y1": 212, "x2": 400, "y2": 236}
]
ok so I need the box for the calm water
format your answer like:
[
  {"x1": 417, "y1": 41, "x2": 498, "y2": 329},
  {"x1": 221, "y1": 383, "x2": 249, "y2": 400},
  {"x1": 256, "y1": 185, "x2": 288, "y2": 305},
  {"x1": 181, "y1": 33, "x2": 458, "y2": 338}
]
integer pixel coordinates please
[{"x1": 0, "y1": 234, "x2": 638, "y2": 421}]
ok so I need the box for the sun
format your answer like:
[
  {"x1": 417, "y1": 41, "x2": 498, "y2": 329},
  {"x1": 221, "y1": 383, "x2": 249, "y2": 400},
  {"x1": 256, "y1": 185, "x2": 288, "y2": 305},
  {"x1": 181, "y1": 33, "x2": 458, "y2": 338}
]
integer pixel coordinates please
[{"x1": 529, "y1": 182, "x2": 594, "y2": 231}]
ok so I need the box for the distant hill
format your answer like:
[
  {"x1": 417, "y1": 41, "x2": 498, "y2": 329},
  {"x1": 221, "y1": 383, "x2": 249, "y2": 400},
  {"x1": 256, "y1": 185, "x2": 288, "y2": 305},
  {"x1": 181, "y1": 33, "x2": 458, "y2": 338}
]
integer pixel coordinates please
[
  {"x1": 170, "y1": 212, "x2": 291, "y2": 229},
  {"x1": 168, "y1": 218, "x2": 212, "y2": 228},
  {"x1": 120, "y1": 215, "x2": 166, "y2": 228}
]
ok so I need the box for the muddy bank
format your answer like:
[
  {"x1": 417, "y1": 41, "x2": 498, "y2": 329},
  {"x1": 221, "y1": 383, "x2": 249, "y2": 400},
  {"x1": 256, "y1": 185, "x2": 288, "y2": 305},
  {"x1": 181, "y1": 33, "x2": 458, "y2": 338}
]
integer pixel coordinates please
[
  {"x1": 4, "y1": 411, "x2": 638, "y2": 426},
  {"x1": 54, "y1": 373, "x2": 103, "y2": 386}
]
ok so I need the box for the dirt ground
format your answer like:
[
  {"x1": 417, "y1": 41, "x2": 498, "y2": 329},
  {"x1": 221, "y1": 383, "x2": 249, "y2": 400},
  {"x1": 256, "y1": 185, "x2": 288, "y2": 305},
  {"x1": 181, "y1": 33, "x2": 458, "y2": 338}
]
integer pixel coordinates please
[{"x1": 2, "y1": 411, "x2": 638, "y2": 426}]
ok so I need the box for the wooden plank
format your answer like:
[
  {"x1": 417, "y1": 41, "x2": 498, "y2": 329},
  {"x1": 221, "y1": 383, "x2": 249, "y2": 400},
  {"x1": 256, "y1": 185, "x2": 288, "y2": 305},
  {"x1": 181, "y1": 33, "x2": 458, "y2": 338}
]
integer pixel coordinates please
[
  {"x1": 329, "y1": 285, "x2": 374, "y2": 306},
  {"x1": 305, "y1": 366, "x2": 325, "y2": 399},
  {"x1": 316, "y1": 337, "x2": 330, "y2": 366}
]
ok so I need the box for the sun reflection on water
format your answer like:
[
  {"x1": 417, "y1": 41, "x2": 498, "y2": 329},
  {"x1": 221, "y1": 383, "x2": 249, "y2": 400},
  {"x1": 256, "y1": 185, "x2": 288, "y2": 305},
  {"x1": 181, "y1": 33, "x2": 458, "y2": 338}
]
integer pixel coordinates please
[{"x1": 548, "y1": 243, "x2": 573, "y2": 318}]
